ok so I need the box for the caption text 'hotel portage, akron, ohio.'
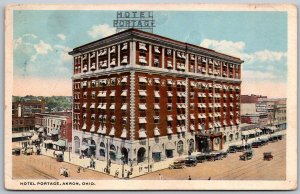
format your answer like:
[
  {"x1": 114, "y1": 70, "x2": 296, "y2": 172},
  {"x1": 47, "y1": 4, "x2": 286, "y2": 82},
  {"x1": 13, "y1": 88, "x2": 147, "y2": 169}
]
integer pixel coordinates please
[{"x1": 69, "y1": 28, "x2": 243, "y2": 166}]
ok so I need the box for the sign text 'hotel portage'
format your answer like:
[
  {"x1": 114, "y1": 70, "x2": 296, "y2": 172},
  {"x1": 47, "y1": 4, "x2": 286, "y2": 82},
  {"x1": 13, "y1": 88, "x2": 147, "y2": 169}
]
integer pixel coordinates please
[{"x1": 113, "y1": 11, "x2": 155, "y2": 33}]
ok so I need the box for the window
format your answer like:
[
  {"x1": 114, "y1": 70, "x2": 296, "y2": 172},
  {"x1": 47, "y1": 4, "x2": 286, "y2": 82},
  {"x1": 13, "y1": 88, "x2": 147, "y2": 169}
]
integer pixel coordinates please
[
  {"x1": 154, "y1": 116, "x2": 159, "y2": 124},
  {"x1": 167, "y1": 104, "x2": 172, "y2": 111},
  {"x1": 91, "y1": 92, "x2": 95, "y2": 99},
  {"x1": 177, "y1": 140, "x2": 184, "y2": 155}
]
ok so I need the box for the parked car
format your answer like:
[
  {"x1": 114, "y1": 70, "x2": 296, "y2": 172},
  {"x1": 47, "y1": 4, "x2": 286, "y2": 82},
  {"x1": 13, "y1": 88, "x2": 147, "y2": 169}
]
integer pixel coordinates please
[
  {"x1": 268, "y1": 135, "x2": 279, "y2": 143},
  {"x1": 228, "y1": 145, "x2": 238, "y2": 153},
  {"x1": 251, "y1": 140, "x2": 262, "y2": 148},
  {"x1": 259, "y1": 138, "x2": 269, "y2": 145},
  {"x1": 220, "y1": 150, "x2": 228, "y2": 158},
  {"x1": 239, "y1": 150, "x2": 253, "y2": 161},
  {"x1": 55, "y1": 151, "x2": 64, "y2": 162},
  {"x1": 169, "y1": 159, "x2": 185, "y2": 169},
  {"x1": 185, "y1": 156, "x2": 197, "y2": 167},
  {"x1": 195, "y1": 153, "x2": 207, "y2": 163},
  {"x1": 263, "y1": 152, "x2": 273, "y2": 161}
]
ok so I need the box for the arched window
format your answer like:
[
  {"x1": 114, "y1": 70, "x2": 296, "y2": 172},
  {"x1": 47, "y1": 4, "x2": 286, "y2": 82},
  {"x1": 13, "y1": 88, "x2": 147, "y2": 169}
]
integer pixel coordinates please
[
  {"x1": 74, "y1": 136, "x2": 80, "y2": 154},
  {"x1": 177, "y1": 140, "x2": 184, "y2": 155}
]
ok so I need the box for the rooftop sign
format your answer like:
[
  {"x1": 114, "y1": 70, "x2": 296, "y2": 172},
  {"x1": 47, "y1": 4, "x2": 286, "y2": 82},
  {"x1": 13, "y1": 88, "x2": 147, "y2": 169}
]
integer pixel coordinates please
[{"x1": 113, "y1": 11, "x2": 155, "y2": 33}]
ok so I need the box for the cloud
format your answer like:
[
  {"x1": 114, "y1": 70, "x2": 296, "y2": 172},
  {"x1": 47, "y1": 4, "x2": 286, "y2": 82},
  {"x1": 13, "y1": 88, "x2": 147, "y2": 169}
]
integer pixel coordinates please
[
  {"x1": 87, "y1": 23, "x2": 115, "y2": 39},
  {"x1": 33, "y1": 40, "x2": 53, "y2": 55},
  {"x1": 200, "y1": 38, "x2": 287, "y2": 97},
  {"x1": 13, "y1": 33, "x2": 37, "y2": 50},
  {"x1": 200, "y1": 39, "x2": 245, "y2": 58},
  {"x1": 56, "y1": 33, "x2": 66, "y2": 41}
]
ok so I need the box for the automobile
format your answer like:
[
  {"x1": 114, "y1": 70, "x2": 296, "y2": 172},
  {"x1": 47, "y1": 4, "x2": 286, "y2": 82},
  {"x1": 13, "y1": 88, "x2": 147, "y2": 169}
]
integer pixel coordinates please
[
  {"x1": 251, "y1": 140, "x2": 262, "y2": 148},
  {"x1": 268, "y1": 135, "x2": 279, "y2": 143},
  {"x1": 228, "y1": 145, "x2": 238, "y2": 153},
  {"x1": 55, "y1": 151, "x2": 64, "y2": 162},
  {"x1": 14, "y1": 148, "x2": 21, "y2": 156},
  {"x1": 195, "y1": 153, "x2": 207, "y2": 163},
  {"x1": 169, "y1": 159, "x2": 185, "y2": 169},
  {"x1": 220, "y1": 150, "x2": 228, "y2": 158},
  {"x1": 207, "y1": 152, "x2": 222, "y2": 161},
  {"x1": 25, "y1": 147, "x2": 33, "y2": 155},
  {"x1": 185, "y1": 156, "x2": 197, "y2": 167},
  {"x1": 276, "y1": 134, "x2": 283, "y2": 140},
  {"x1": 259, "y1": 138, "x2": 269, "y2": 145},
  {"x1": 263, "y1": 152, "x2": 273, "y2": 161},
  {"x1": 239, "y1": 150, "x2": 253, "y2": 161}
]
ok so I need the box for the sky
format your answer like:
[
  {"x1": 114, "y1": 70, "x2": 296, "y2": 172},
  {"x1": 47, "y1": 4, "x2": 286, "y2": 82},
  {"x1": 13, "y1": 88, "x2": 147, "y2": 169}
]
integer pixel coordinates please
[{"x1": 13, "y1": 10, "x2": 287, "y2": 98}]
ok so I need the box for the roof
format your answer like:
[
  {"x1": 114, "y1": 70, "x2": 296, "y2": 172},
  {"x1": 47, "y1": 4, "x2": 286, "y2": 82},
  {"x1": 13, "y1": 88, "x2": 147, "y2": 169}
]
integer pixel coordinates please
[{"x1": 70, "y1": 28, "x2": 243, "y2": 63}]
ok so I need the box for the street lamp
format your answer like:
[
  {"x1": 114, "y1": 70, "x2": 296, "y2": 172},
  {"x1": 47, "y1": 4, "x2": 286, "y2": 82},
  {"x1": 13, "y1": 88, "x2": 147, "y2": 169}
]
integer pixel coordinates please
[{"x1": 121, "y1": 154, "x2": 125, "y2": 178}]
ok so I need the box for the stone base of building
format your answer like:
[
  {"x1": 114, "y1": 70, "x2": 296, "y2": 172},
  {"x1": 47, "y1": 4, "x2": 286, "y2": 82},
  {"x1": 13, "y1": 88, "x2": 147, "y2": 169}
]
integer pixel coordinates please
[{"x1": 72, "y1": 130, "x2": 195, "y2": 166}]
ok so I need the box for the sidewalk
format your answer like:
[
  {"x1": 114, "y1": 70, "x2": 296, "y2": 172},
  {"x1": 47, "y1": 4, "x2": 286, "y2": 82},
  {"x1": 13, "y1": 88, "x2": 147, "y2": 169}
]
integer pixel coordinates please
[{"x1": 39, "y1": 130, "x2": 286, "y2": 179}]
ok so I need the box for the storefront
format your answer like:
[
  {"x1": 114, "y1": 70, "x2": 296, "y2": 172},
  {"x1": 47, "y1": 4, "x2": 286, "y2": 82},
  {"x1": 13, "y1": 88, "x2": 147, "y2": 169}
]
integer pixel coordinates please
[{"x1": 165, "y1": 142, "x2": 175, "y2": 158}]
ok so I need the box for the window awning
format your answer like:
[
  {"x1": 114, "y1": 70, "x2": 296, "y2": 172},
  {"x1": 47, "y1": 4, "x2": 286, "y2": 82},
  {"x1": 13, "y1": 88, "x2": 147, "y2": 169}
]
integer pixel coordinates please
[
  {"x1": 97, "y1": 125, "x2": 102, "y2": 134},
  {"x1": 190, "y1": 125, "x2": 195, "y2": 131},
  {"x1": 167, "y1": 127, "x2": 173, "y2": 134},
  {"x1": 181, "y1": 104, "x2": 186, "y2": 108},
  {"x1": 139, "y1": 104, "x2": 147, "y2": 110},
  {"x1": 190, "y1": 114, "x2": 195, "y2": 119},
  {"x1": 190, "y1": 82, "x2": 196, "y2": 87},
  {"x1": 139, "y1": 130, "x2": 147, "y2": 138},
  {"x1": 176, "y1": 126, "x2": 182, "y2": 133},
  {"x1": 177, "y1": 81, "x2": 182, "y2": 86},
  {"x1": 154, "y1": 104, "x2": 160, "y2": 109},
  {"x1": 167, "y1": 61, "x2": 172, "y2": 68},
  {"x1": 154, "y1": 46, "x2": 160, "y2": 53},
  {"x1": 121, "y1": 90, "x2": 128, "y2": 97},
  {"x1": 181, "y1": 126, "x2": 187, "y2": 132},
  {"x1": 167, "y1": 80, "x2": 172, "y2": 85},
  {"x1": 110, "y1": 47, "x2": 115, "y2": 53},
  {"x1": 139, "y1": 90, "x2": 147, "y2": 96},
  {"x1": 98, "y1": 91, "x2": 107, "y2": 97},
  {"x1": 198, "y1": 124, "x2": 203, "y2": 130},
  {"x1": 110, "y1": 59, "x2": 116, "y2": 66},
  {"x1": 121, "y1": 43, "x2": 127, "y2": 50},
  {"x1": 121, "y1": 128, "x2": 127, "y2": 138},
  {"x1": 121, "y1": 56, "x2": 128, "y2": 64},
  {"x1": 109, "y1": 126, "x2": 115, "y2": 136},
  {"x1": 139, "y1": 56, "x2": 147, "y2": 64},
  {"x1": 121, "y1": 77, "x2": 128, "y2": 83},
  {"x1": 97, "y1": 104, "x2": 102, "y2": 109},
  {"x1": 177, "y1": 92, "x2": 182, "y2": 97},
  {"x1": 82, "y1": 103, "x2": 87, "y2": 108},
  {"x1": 230, "y1": 121, "x2": 234, "y2": 125},
  {"x1": 110, "y1": 90, "x2": 115, "y2": 97},
  {"x1": 209, "y1": 123, "x2": 213, "y2": 128},
  {"x1": 82, "y1": 123, "x2": 87, "y2": 130},
  {"x1": 139, "y1": 77, "x2": 147, "y2": 83},
  {"x1": 90, "y1": 103, "x2": 95, "y2": 109},
  {"x1": 167, "y1": 91, "x2": 173, "y2": 97},
  {"x1": 90, "y1": 124, "x2": 95, "y2": 133},
  {"x1": 154, "y1": 79, "x2": 160, "y2": 84},
  {"x1": 167, "y1": 115, "x2": 173, "y2": 121},
  {"x1": 177, "y1": 115, "x2": 182, "y2": 120},
  {"x1": 139, "y1": 117, "x2": 147, "y2": 124},
  {"x1": 101, "y1": 103, "x2": 107, "y2": 110},
  {"x1": 139, "y1": 43, "x2": 147, "y2": 51},
  {"x1": 181, "y1": 115, "x2": 186, "y2": 120},
  {"x1": 154, "y1": 91, "x2": 160, "y2": 98},
  {"x1": 154, "y1": 126, "x2": 160, "y2": 136},
  {"x1": 110, "y1": 104, "x2": 115, "y2": 110},
  {"x1": 121, "y1": 104, "x2": 127, "y2": 110},
  {"x1": 177, "y1": 104, "x2": 182, "y2": 109}
]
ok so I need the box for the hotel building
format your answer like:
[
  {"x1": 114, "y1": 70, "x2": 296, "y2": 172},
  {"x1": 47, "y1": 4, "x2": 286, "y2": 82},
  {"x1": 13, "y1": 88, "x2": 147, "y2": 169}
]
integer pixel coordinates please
[{"x1": 69, "y1": 29, "x2": 243, "y2": 165}]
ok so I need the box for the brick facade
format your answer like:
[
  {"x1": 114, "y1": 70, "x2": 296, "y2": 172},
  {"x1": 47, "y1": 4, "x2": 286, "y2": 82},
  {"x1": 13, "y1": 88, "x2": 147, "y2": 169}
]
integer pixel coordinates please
[{"x1": 69, "y1": 29, "x2": 243, "y2": 165}]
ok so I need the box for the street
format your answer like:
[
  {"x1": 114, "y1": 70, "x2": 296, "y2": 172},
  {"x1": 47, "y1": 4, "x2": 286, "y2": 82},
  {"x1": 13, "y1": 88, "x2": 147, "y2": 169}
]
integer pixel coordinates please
[
  {"x1": 134, "y1": 139, "x2": 286, "y2": 180},
  {"x1": 12, "y1": 139, "x2": 285, "y2": 180}
]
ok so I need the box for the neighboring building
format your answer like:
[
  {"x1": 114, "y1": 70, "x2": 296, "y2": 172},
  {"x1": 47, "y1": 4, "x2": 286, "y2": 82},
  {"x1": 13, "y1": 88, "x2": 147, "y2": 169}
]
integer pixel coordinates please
[
  {"x1": 12, "y1": 100, "x2": 45, "y2": 133},
  {"x1": 241, "y1": 95, "x2": 286, "y2": 130},
  {"x1": 273, "y1": 99, "x2": 287, "y2": 130},
  {"x1": 69, "y1": 28, "x2": 243, "y2": 165},
  {"x1": 240, "y1": 94, "x2": 268, "y2": 126},
  {"x1": 35, "y1": 112, "x2": 72, "y2": 150}
]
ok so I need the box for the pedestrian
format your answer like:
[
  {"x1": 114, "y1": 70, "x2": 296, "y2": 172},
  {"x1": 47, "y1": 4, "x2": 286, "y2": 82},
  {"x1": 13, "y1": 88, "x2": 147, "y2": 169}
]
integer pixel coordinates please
[
  {"x1": 108, "y1": 159, "x2": 111, "y2": 167},
  {"x1": 115, "y1": 168, "x2": 119, "y2": 178},
  {"x1": 77, "y1": 166, "x2": 81, "y2": 173},
  {"x1": 188, "y1": 175, "x2": 191, "y2": 180},
  {"x1": 159, "y1": 174, "x2": 163, "y2": 180},
  {"x1": 208, "y1": 177, "x2": 211, "y2": 180}
]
